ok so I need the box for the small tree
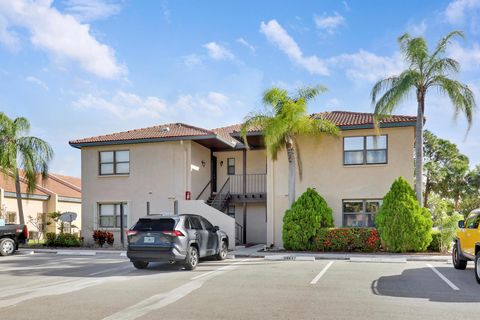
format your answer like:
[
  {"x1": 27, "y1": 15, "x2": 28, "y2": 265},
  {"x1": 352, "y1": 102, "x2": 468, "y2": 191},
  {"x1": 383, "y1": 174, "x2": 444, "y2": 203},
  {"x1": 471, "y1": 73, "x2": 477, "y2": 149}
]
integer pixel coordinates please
[
  {"x1": 375, "y1": 177, "x2": 433, "y2": 252},
  {"x1": 27, "y1": 213, "x2": 51, "y2": 243},
  {"x1": 283, "y1": 188, "x2": 334, "y2": 250},
  {"x1": 429, "y1": 194, "x2": 462, "y2": 253}
]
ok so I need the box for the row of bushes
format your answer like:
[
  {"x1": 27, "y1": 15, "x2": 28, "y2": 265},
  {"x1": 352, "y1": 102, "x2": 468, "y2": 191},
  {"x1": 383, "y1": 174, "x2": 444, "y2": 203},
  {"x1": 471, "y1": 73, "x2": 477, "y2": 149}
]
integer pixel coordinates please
[
  {"x1": 283, "y1": 178, "x2": 446, "y2": 253},
  {"x1": 314, "y1": 228, "x2": 381, "y2": 252},
  {"x1": 45, "y1": 232, "x2": 83, "y2": 247}
]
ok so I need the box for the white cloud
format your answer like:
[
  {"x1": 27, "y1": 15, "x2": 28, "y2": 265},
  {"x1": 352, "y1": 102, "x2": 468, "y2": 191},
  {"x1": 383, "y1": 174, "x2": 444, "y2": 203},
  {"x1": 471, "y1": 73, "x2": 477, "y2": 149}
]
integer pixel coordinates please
[
  {"x1": 328, "y1": 50, "x2": 406, "y2": 83},
  {"x1": 447, "y1": 41, "x2": 480, "y2": 70},
  {"x1": 236, "y1": 37, "x2": 256, "y2": 53},
  {"x1": 176, "y1": 92, "x2": 228, "y2": 115},
  {"x1": 203, "y1": 42, "x2": 235, "y2": 60},
  {"x1": 444, "y1": 0, "x2": 480, "y2": 24},
  {"x1": 183, "y1": 54, "x2": 202, "y2": 67},
  {"x1": 314, "y1": 12, "x2": 345, "y2": 34},
  {"x1": 73, "y1": 91, "x2": 168, "y2": 120},
  {"x1": 25, "y1": 76, "x2": 48, "y2": 90},
  {"x1": 74, "y1": 91, "x2": 229, "y2": 120},
  {"x1": 63, "y1": 0, "x2": 122, "y2": 22},
  {"x1": 0, "y1": 0, "x2": 126, "y2": 79},
  {"x1": 342, "y1": 1, "x2": 350, "y2": 12},
  {"x1": 406, "y1": 20, "x2": 427, "y2": 36},
  {"x1": 259, "y1": 19, "x2": 329, "y2": 75}
]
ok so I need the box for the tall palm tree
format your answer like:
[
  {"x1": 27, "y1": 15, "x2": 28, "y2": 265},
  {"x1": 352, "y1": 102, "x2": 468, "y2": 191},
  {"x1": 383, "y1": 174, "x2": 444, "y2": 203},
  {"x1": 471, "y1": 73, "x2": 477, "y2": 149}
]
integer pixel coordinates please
[
  {"x1": 240, "y1": 85, "x2": 339, "y2": 206},
  {"x1": 371, "y1": 31, "x2": 476, "y2": 206},
  {"x1": 0, "y1": 112, "x2": 53, "y2": 225}
]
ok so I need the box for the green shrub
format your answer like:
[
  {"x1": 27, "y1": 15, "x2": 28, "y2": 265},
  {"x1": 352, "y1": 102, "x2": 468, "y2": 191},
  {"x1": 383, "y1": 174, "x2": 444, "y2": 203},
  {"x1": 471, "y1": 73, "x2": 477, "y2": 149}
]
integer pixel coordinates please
[
  {"x1": 55, "y1": 233, "x2": 82, "y2": 247},
  {"x1": 428, "y1": 230, "x2": 441, "y2": 252},
  {"x1": 283, "y1": 188, "x2": 334, "y2": 250},
  {"x1": 45, "y1": 232, "x2": 56, "y2": 246},
  {"x1": 44, "y1": 233, "x2": 81, "y2": 247},
  {"x1": 375, "y1": 177, "x2": 433, "y2": 252},
  {"x1": 313, "y1": 228, "x2": 381, "y2": 252}
]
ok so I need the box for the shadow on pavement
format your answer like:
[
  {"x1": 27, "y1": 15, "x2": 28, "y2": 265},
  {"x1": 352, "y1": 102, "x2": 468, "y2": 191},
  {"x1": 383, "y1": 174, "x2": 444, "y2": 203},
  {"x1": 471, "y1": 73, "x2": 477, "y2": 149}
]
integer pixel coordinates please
[{"x1": 372, "y1": 266, "x2": 480, "y2": 303}]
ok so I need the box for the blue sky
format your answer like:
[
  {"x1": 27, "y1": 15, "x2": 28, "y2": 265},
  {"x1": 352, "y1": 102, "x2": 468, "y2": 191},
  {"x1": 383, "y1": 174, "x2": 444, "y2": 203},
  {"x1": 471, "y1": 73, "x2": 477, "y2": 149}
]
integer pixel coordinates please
[{"x1": 1, "y1": 0, "x2": 480, "y2": 177}]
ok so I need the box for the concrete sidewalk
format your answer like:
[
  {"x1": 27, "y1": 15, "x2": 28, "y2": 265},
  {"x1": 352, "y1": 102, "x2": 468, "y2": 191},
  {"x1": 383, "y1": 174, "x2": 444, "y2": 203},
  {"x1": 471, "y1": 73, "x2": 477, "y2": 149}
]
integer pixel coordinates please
[{"x1": 231, "y1": 245, "x2": 451, "y2": 262}]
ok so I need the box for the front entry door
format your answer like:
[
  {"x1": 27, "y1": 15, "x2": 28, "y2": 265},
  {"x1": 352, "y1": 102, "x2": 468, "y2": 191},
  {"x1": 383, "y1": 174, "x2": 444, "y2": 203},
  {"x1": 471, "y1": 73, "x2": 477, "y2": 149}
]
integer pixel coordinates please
[{"x1": 211, "y1": 156, "x2": 217, "y2": 193}]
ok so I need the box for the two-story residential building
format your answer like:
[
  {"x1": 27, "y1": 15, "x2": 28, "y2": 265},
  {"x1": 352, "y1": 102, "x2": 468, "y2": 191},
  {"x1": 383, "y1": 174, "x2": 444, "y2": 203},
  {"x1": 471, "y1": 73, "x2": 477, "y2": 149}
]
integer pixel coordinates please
[{"x1": 69, "y1": 111, "x2": 416, "y2": 248}]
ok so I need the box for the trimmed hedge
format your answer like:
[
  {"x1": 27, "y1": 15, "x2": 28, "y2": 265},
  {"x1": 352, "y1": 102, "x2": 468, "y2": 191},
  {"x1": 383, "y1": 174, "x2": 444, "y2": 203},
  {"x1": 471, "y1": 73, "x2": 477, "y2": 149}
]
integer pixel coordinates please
[
  {"x1": 375, "y1": 177, "x2": 433, "y2": 253},
  {"x1": 45, "y1": 232, "x2": 82, "y2": 247},
  {"x1": 283, "y1": 188, "x2": 334, "y2": 250},
  {"x1": 313, "y1": 228, "x2": 381, "y2": 252}
]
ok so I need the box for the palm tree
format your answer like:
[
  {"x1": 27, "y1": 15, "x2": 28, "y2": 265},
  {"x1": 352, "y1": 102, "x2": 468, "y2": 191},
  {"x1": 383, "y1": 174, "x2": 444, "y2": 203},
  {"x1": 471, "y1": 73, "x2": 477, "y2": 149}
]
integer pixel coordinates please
[
  {"x1": 240, "y1": 85, "x2": 339, "y2": 206},
  {"x1": 371, "y1": 31, "x2": 476, "y2": 206},
  {"x1": 0, "y1": 112, "x2": 53, "y2": 225}
]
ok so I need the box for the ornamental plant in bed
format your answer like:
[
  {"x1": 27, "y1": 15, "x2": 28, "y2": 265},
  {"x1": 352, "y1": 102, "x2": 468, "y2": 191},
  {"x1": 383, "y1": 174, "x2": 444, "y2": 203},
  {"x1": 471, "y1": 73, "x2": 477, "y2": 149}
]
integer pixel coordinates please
[{"x1": 283, "y1": 188, "x2": 334, "y2": 250}]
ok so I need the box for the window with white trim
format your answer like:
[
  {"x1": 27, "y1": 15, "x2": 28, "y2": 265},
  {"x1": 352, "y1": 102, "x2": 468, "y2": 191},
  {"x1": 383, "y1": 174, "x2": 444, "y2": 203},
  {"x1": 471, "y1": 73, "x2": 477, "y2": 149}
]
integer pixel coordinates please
[
  {"x1": 342, "y1": 199, "x2": 382, "y2": 227},
  {"x1": 344, "y1": 135, "x2": 387, "y2": 165},
  {"x1": 98, "y1": 203, "x2": 128, "y2": 228},
  {"x1": 99, "y1": 150, "x2": 130, "y2": 175}
]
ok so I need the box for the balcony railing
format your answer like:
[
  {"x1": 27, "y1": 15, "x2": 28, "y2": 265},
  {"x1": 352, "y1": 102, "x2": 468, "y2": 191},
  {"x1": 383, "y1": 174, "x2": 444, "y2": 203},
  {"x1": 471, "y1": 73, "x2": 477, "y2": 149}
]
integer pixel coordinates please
[{"x1": 229, "y1": 173, "x2": 266, "y2": 195}]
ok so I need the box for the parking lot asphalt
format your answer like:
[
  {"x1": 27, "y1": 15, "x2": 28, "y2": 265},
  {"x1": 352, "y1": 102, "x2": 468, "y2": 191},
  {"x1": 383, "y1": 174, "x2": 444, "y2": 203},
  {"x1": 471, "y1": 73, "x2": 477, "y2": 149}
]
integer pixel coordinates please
[{"x1": 0, "y1": 252, "x2": 479, "y2": 320}]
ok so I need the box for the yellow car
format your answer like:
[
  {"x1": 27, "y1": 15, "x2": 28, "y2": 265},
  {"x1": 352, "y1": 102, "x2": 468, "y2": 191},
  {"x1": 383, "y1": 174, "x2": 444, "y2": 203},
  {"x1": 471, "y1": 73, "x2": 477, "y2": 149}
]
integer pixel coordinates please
[{"x1": 453, "y1": 209, "x2": 480, "y2": 284}]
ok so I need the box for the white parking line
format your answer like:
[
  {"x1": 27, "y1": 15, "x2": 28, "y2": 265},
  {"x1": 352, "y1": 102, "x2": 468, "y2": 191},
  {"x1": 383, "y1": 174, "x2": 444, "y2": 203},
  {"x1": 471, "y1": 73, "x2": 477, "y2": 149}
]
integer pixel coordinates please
[
  {"x1": 103, "y1": 259, "x2": 249, "y2": 320},
  {"x1": 310, "y1": 261, "x2": 334, "y2": 285},
  {"x1": 427, "y1": 263, "x2": 459, "y2": 291}
]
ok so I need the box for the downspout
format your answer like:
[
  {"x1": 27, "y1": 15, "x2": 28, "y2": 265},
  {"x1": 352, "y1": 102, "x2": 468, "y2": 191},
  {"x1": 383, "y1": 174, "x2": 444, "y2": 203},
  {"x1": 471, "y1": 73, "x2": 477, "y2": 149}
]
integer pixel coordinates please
[{"x1": 242, "y1": 149, "x2": 247, "y2": 244}]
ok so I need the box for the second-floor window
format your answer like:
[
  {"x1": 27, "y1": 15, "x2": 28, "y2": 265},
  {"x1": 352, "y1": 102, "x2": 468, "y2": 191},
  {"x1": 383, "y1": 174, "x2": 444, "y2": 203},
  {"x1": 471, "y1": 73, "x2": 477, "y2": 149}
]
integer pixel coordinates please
[
  {"x1": 343, "y1": 135, "x2": 387, "y2": 165},
  {"x1": 99, "y1": 150, "x2": 130, "y2": 175},
  {"x1": 227, "y1": 158, "x2": 235, "y2": 175}
]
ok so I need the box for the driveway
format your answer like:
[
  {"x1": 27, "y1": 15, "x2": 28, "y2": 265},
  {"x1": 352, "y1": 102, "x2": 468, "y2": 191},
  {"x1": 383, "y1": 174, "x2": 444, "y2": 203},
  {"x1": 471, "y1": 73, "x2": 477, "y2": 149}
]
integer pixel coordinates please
[{"x1": 0, "y1": 253, "x2": 478, "y2": 320}]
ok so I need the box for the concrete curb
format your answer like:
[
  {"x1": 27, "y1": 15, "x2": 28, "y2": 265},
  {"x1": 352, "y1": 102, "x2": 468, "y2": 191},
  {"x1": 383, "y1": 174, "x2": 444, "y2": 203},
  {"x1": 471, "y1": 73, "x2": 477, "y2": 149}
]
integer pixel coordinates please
[
  {"x1": 19, "y1": 248, "x2": 127, "y2": 257},
  {"x1": 235, "y1": 252, "x2": 451, "y2": 263}
]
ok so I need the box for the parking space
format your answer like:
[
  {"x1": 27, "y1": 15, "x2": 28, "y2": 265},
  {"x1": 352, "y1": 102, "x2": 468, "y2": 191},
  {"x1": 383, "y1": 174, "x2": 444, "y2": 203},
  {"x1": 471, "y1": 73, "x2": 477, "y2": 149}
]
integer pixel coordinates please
[{"x1": 0, "y1": 254, "x2": 479, "y2": 320}]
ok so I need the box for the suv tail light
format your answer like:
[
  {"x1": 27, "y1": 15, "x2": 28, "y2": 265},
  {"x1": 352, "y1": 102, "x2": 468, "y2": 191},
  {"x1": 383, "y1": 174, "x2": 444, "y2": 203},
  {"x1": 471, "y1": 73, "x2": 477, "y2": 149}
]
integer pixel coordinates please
[
  {"x1": 23, "y1": 226, "x2": 28, "y2": 239},
  {"x1": 162, "y1": 230, "x2": 184, "y2": 237},
  {"x1": 126, "y1": 230, "x2": 138, "y2": 236}
]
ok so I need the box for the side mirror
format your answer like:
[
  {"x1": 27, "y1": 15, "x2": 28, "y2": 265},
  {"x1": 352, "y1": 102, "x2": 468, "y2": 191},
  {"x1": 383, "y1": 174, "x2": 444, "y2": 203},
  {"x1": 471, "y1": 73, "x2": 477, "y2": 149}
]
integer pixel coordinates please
[
  {"x1": 212, "y1": 226, "x2": 220, "y2": 232},
  {"x1": 458, "y1": 220, "x2": 465, "y2": 229}
]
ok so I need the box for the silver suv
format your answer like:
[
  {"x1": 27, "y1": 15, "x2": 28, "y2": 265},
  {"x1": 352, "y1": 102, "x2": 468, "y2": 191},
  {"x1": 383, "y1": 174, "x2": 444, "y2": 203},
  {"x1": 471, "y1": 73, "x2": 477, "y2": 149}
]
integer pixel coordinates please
[{"x1": 126, "y1": 214, "x2": 229, "y2": 270}]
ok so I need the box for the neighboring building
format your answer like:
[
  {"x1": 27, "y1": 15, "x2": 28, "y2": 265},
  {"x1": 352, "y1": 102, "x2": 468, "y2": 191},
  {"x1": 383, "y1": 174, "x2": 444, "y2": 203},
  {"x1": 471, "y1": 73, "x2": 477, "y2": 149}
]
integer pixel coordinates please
[
  {"x1": 70, "y1": 111, "x2": 416, "y2": 248},
  {"x1": 0, "y1": 172, "x2": 82, "y2": 239}
]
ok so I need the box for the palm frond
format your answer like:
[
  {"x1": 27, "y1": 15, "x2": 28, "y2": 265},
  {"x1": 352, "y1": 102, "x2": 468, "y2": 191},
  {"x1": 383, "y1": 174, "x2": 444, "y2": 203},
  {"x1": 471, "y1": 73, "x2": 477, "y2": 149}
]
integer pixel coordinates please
[
  {"x1": 426, "y1": 58, "x2": 460, "y2": 80},
  {"x1": 240, "y1": 113, "x2": 271, "y2": 149},
  {"x1": 262, "y1": 87, "x2": 288, "y2": 114},
  {"x1": 13, "y1": 117, "x2": 30, "y2": 135},
  {"x1": 398, "y1": 33, "x2": 428, "y2": 67},
  {"x1": 17, "y1": 136, "x2": 53, "y2": 193},
  {"x1": 295, "y1": 85, "x2": 327, "y2": 103},
  {"x1": 431, "y1": 76, "x2": 476, "y2": 129},
  {"x1": 430, "y1": 30, "x2": 464, "y2": 61},
  {"x1": 372, "y1": 70, "x2": 418, "y2": 119}
]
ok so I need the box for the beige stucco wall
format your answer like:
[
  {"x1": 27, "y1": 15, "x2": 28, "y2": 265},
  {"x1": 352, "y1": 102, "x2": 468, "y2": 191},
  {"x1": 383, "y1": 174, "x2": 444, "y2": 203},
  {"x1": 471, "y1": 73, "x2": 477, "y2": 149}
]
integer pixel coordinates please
[
  {"x1": 245, "y1": 203, "x2": 267, "y2": 244},
  {"x1": 81, "y1": 140, "x2": 212, "y2": 245},
  {"x1": 190, "y1": 142, "x2": 211, "y2": 201},
  {"x1": 267, "y1": 126, "x2": 415, "y2": 247},
  {"x1": 3, "y1": 196, "x2": 48, "y2": 234},
  {"x1": 57, "y1": 201, "x2": 82, "y2": 233}
]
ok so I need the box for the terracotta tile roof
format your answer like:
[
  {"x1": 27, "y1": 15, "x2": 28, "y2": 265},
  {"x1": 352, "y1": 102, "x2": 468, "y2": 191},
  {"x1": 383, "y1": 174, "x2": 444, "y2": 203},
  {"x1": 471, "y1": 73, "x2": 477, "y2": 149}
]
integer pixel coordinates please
[
  {"x1": 311, "y1": 111, "x2": 417, "y2": 127},
  {"x1": 0, "y1": 174, "x2": 49, "y2": 196},
  {"x1": 70, "y1": 111, "x2": 416, "y2": 148},
  {"x1": 0, "y1": 171, "x2": 81, "y2": 199},
  {"x1": 213, "y1": 111, "x2": 416, "y2": 137},
  {"x1": 70, "y1": 123, "x2": 214, "y2": 145}
]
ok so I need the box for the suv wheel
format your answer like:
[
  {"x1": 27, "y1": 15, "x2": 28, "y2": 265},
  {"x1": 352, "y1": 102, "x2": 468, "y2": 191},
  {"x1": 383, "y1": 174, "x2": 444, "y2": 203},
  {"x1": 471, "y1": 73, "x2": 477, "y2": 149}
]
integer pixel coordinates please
[
  {"x1": 0, "y1": 238, "x2": 15, "y2": 256},
  {"x1": 215, "y1": 240, "x2": 228, "y2": 260},
  {"x1": 133, "y1": 261, "x2": 149, "y2": 269},
  {"x1": 475, "y1": 251, "x2": 480, "y2": 284},
  {"x1": 184, "y1": 246, "x2": 199, "y2": 270},
  {"x1": 452, "y1": 244, "x2": 467, "y2": 270}
]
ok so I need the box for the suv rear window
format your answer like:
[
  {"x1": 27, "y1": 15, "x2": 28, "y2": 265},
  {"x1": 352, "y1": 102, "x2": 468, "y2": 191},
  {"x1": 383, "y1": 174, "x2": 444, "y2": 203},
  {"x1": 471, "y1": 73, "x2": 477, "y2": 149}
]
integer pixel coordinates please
[{"x1": 133, "y1": 218, "x2": 176, "y2": 231}]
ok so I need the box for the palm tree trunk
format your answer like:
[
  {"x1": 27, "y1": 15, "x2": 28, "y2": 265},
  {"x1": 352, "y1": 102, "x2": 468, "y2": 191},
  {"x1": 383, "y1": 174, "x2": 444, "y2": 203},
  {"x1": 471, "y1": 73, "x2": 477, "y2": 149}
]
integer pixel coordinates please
[
  {"x1": 415, "y1": 94, "x2": 424, "y2": 206},
  {"x1": 14, "y1": 172, "x2": 26, "y2": 225},
  {"x1": 423, "y1": 176, "x2": 430, "y2": 208},
  {"x1": 286, "y1": 138, "x2": 296, "y2": 206}
]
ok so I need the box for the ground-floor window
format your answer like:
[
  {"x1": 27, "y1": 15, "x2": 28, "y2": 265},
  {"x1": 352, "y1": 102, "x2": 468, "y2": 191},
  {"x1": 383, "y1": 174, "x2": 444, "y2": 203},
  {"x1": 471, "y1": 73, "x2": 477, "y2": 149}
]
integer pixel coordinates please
[
  {"x1": 98, "y1": 203, "x2": 128, "y2": 228},
  {"x1": 342, "y1": 199, "x2": 382, "y2": 227},
  {"x1": 6, "y1": 212, "x2": 16, "y2": 224},
  {"x1": 227, "y1": 205, "x2": 235, "y2": 218}
]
